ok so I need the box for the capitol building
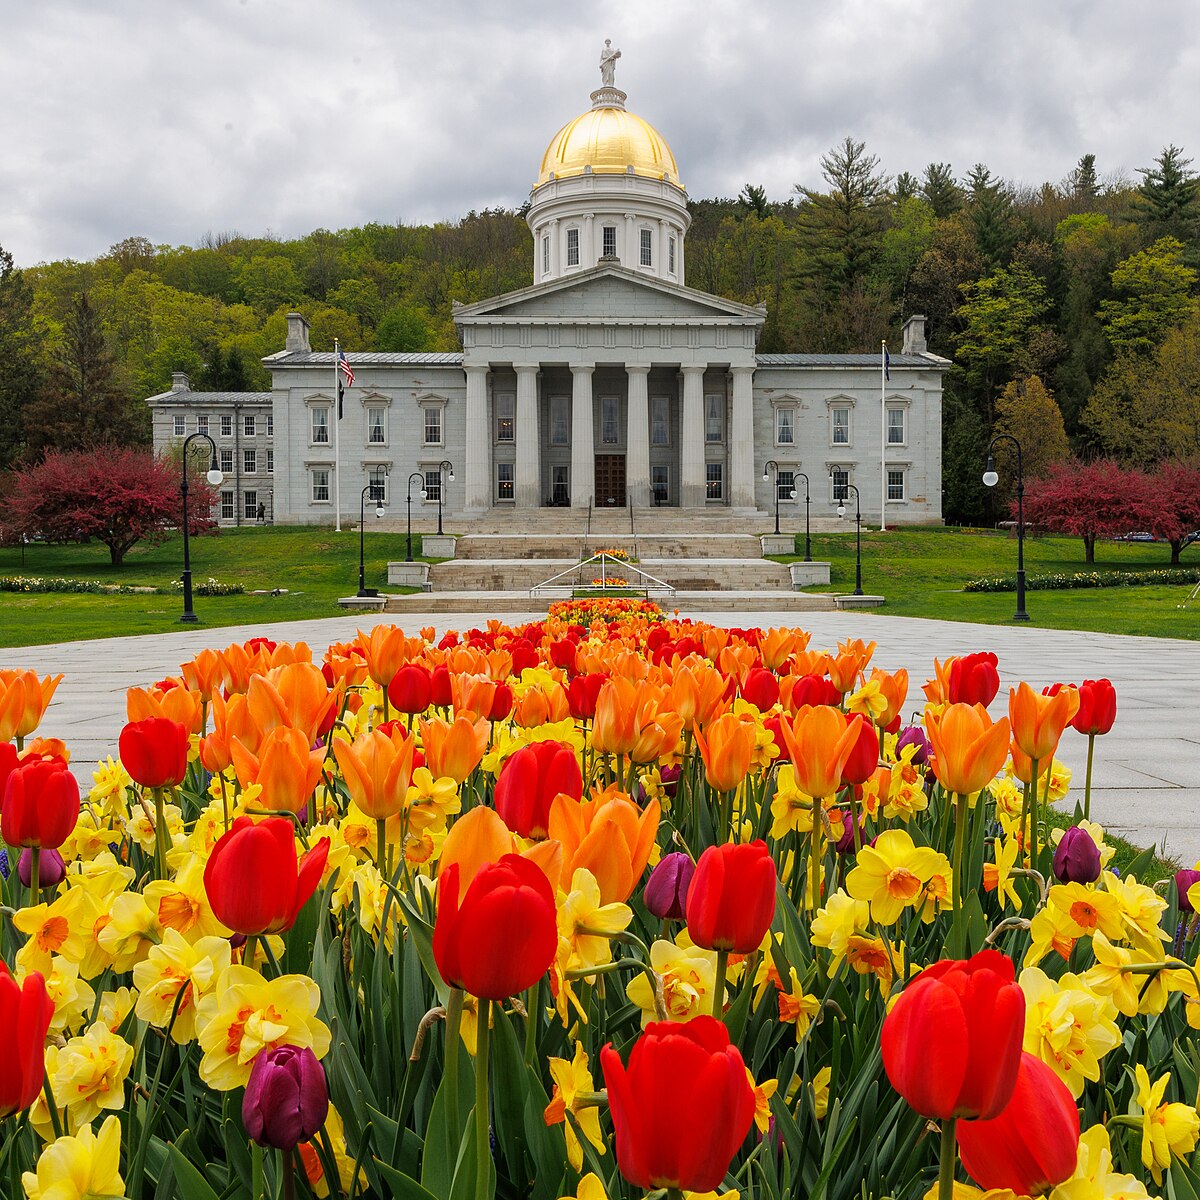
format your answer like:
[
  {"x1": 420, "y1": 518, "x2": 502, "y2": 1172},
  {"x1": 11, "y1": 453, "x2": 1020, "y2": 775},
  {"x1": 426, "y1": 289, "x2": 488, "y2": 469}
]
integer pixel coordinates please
[{"x1": 149, "y1": 49, "x2": 946, "y2": 528}]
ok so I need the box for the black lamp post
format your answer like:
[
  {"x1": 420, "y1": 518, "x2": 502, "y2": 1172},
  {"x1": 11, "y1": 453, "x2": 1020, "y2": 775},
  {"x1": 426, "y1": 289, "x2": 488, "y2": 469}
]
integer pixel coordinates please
[
  {"x1": 358, "y1": 482, "x2": 386, "y2": 597},
  {"x1": 763, "y1": 460, "x2": 783, "y2": 535},
  {"x1": 796, "y1": 471, "x2": 812, "y2": 562},
  {"x1": 179, "y1": 432, "x2": 223, "y2": 623},
  {"x1": 833, "y1": 476, "x2": 864, "y2": 596},
  {"x1": 983, "y1": 433, "x2": 1030, "y2": 621},
  {"x1": 405, "y1": 471, "x2": 426, "y2": 563},
  {"x1": 435, "y1": 460, "x2": 455, "y2": 536}
]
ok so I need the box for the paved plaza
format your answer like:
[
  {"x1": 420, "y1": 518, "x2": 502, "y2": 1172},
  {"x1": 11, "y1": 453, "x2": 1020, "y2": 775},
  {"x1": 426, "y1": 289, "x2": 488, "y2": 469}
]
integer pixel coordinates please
[{"x1": 3, "y1": 609, "x2": 1198, "y2": 866}]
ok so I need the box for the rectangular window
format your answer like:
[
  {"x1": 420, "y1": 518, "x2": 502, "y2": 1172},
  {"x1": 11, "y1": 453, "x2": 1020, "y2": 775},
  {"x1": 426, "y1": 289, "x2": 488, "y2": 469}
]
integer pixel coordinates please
[
  {"x1": 311, "y1": 469, "x2": 330, "y2": 503},
  {"x1": 243, "y1": 449, "x2": 256, "y2": 474},
  {"x1": 887, "y1": 407, "x2": 906, "y2": 445},
  {"x1": 542, "y1": 235, "x2": 550, "y2": 276},
  {"x1": 777, "y1": 470, "x2": 795, "y2": 501},
  {"x1": 311, "y1": 407, "x2": 329, "y2": 444},
  {"x1": 423, "y1": 407, "x2": 442, "y2": 445},
  {"x1": 669, "y1": 235, "x2": 676, "y2": 274},
  {"x1": 243, "y1": 415, "x2": 256, "y2": 437},
  {"x1": 705, "y1": 462, "x2": 723, "y2": 501},
  {"x1": 776, "y1": 408, "x2": 794, "y2": 445},
  {"x1": 197, "y1": 415, "x2": 209, "y2": 436},
  {"x1": 831, "y1": 407, "x2": 849, "y2": 445},
  {"x1": 831, "y1": 468, "x2": 849, "y2": 502},
  {"x1": 219, "y1": 449, "x2": 234, "y2": 475},
  {"x1": 265, "y1": 413, "x2": 274, "y2": 437},
  {"x1": 705, "y1": 394, "x2": 724, "y2": 443},
  {"x1": 369, "y1": 466, "x2": 389, "y2": 503},
  {"x1": 496, "y1": 394, "x2": 514, "y2": 442},
  {"x1": 221, "y1": 414, "x2": 233, "y2": 438},
  {"x1": 651, "y1": 396, "x2": 669, "y2": 446},
  {"x1": 173, "y1": 414, "x2": 186, "y2": 437},
  {"x1": 566, "y1": 228, "x2": 579, "y2": 267},
  {"x1": 888, "y1": 469, "x2": 905, "y2": 501},
  {"x1": 602, "y1": 225, "x2": 617, "y2": 257},
  {"x1": 552, "y1": 465, "x2": 570, "y2": 505},
  {"x1": 640, "y1": 228, "x2": 652, "y2": 267},
  {"x1": 496, "y1": 462, "x2": 514, "y2": 501},
  {"x1": 651, "y1": 464, "x2": 669, "y2": 506},
  {"x1": 550, "y1": 396, "x2": 569, "y2": 446},
  {"x1": 243, "y1": 490, "x2": 257, "y2": 520},
  {"x1": 220, "y1": 490, "x2": 235, "y2": 520},
  {"x1": 423, "y1": 469, "x2": 441, "y2": 502},
  {"x1": 600, "y1": 396, "x2": 619, "y2": 445},
  {"x1": 367, "y1": 407, "x2": 386, "y2": 444},
  {"x1": 265, "y1": 449, "x2": 274, "y2": 473}
]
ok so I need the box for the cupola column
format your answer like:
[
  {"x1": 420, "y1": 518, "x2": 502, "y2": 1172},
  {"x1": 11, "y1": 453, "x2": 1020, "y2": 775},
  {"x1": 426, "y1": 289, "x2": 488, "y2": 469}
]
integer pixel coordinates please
[
  {"x1": 570, "y1": 364, "x2": 595, "y2": 507},
  {"x1": 680, "y1": 365, "x2": 706, "y2": 508},
  {"x1": 515, "y1": 364, "x2": 541, "y2": 508},
  {"x1": 625, "y1": 365, "x2": 651, "y2": 507}
]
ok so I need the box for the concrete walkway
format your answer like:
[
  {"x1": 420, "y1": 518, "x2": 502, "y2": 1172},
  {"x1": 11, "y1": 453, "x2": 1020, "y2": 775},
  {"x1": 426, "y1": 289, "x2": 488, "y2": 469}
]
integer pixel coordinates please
[{"x1": 3, "y1": 609, "x2": 1197, "y2": 866}]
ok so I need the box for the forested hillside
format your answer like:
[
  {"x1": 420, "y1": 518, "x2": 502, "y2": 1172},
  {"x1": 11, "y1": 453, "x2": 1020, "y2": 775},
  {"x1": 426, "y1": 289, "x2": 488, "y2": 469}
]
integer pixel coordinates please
[{"x1": 1, "y1": 140, "x2": 1197, "y2": 521}]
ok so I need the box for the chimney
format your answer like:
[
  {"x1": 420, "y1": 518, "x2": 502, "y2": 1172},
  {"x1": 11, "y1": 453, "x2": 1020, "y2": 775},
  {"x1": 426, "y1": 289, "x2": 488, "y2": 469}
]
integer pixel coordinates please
[
  {"x1": 285, "y1": 311, "x2": 312, "y2": 353},
  {"x1": 902, "y1": 314, "x2": 927, "y2": 355},
  {"x1": 171, "y1": 372, "x2": 190, "y2": 392}
]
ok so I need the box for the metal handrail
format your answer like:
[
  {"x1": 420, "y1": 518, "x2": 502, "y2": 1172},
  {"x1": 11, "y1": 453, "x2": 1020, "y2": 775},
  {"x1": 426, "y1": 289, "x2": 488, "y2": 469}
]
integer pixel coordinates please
[
  {"x1": 628, "y1": 488, "x2": 635, "y2": 537},
  {"x1": 530, "y1": 551, "x2": 676, "y2": 598}
]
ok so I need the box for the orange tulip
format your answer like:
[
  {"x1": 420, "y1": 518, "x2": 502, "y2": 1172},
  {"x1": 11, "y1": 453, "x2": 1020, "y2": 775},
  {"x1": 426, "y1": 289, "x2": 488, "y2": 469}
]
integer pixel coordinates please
[
  {"x1": 126, "y1": 683, "x2": 204, "y2": 735},
  {"x1": 512, "y1": 682, "x2": 570, "y2": 728},
  {"x1": 332, "y1": 726, "x2": 418, "y2": 820},
  {"x1": 230, "y1": 726, "x2": 326, "y2": 815},
  {"x1": 694, "y1": 711, "x2": 757, "y2": 793},
  {"x1": 356, "y1": 625, "x2": 414, "y2": 689},
  {"x1": 716, "y1": 643, "x2": 757, "y2": 681},
  {"x1": 419, "y1": 715, "x2": 489, "y2": 783},
  {"x1": 869, "y1": 667, "x2": 909, "y2": 730},
  {"x1": 438, "y1": 805, "x2": 563, "y2": 893},
  {"x1": 785, "y1": 649, "x2": 834, "y2": 680},
  {"x1": 0, "y1": 670, "x2": 62, "y2": 742},
  {"x1": 777, "y1": 705, "x2": 862, "y2": 799},
  {"x1": 548, "y1": 788, "x2": 659, "y2": 904},
  {"x1": 265, "y1": 662, "x2": 340, "y2": 744},
  {"x1": 201, "y1": 691, "x2": 261, "y2": 772},
  {"x1": 760, "y1": 627, "x2": 811, "y2": 672},
  {"x1": 663, "y1": 660, "x2": 729, "y2": 731},
  {"x1": 925, "y1": 703, "x2": 1012, "y2": 796},
  {"x1": 592, "y1": 677, "x2": 640, "y2": 755},
  {"x1": 1009, "y1": 682, "x2": 1079, "y2": 763},
  {"x1": 829, "y1": 639, "x2": 875, "y2": 695},
  {"x1": 179, "y1": 648, "x2": 225, "y2": 702}
]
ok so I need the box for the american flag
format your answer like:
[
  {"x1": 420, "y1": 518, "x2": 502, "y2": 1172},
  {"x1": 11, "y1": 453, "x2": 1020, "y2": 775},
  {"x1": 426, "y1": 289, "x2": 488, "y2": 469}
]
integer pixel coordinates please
[{"x1": 338, "y1": 350, "x2": 355, "y2": 388}]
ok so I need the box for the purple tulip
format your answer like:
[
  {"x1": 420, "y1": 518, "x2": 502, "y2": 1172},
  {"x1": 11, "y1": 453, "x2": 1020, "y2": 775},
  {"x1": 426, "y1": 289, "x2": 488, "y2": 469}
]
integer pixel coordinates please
[
  {"x1": 1176, "y1": 869, "x2": 1200, "y2": 913},
  {"x1": 242, "y1": 1044, "x2": 329, "y2": 1150},
  {"x1": 643, "y1": 852, "x2": 695, "y2": 921},
  {"x1": 895, "y1": 726, "x2": 930, "y2": 766},
  {"x1": 834, "y1": 817, "x2": 858, "y2": 856},
  {"x1": 1052, "y1": 826, "x2": 1102, "y2": 885},
  {"x1": 659, "y1": 763, "x2": 682, "y2": 798},
  {"x1": 18, "y1": 848, "x2": 65, "y2": 889}
]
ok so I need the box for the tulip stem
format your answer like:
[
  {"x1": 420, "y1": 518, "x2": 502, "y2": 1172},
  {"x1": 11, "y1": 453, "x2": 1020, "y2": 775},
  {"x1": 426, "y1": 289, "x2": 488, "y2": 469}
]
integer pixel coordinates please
[
  {"x1": 951, "y1": 794, "x2": 967, "y2": 917},
  {"x1": 250, "y1": 1141, "x2": 264, "y2": 1200},
  {"x1": 445, "y1": 986, "x2": 464, "y2": 1142},
  {"x1": 524, "y1": 979, "x2": 539, "y2": 1066},
  {"x1": 475, "y1": 996, "x2": 492, "y2": 1200},
  {"x1": 938, "y1": 1117, "x2": 958, "y2": 1200},
  {"x1": 712, "y1": 949, "x2": 729, "y2": 1020},
  {"x1": 1084, "y1": 735, "x2": 1095, "y2": 821},
  {"x1": 1028, "y1": 757, "x2": 1040, "y2": 869},
  {"x1": 152, "y1": 786, "x2": 169, "y2": 878},
  {"x1": 29, "y1": 849, "x2": 39, "y2": 902},
  {"x1": 377, "y1": 818, "x2": 389, "y2": 880},
  {"x1": 280, "y1": 1148, "x2": 295, "y2": 1200}
]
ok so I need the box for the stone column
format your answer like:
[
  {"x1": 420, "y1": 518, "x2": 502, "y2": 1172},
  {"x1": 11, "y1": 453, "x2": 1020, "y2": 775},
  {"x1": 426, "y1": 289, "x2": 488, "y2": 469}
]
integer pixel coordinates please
[
  {"x1": 730, "y1": 365, "x2": 756, "y2": 508},
  {"x1": 515, "y1": 364, "x2": 540, "y2": 508},
  {"x1": 680, "y1": 365, "x2": 706, "y2": 507},
  {"x1": 570, "y1": 364, "x2": 595, "y2": 507},
  {"x1": 626, "y1": 365, "x2": 651, "y2": 507},
  {"x1": 464, "y1": 365, "x2": 490, "y2": 510}
]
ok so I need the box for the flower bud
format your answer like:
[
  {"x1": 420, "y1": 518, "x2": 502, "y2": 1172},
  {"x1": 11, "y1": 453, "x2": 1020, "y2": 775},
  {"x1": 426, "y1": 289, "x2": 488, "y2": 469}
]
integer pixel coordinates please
[
  {"x1": 1175, "y1": 869, "x2": 1200, "y2": 913},
  {"x1": 643, "y1": 852, "x2": 695, "y2": 921},
  {"x1": 242, "y1": 1045, "x2": 329, "y2": 1150},
  {"x1": 18, "y1": 848, "x2": 65, "y2": 889},
  {"x1": 1052, "y1": 826, "x2": 1101, "y2": 885},
  {"x1": 895, "y1": 726, "x2": 930, "y2": 765}
]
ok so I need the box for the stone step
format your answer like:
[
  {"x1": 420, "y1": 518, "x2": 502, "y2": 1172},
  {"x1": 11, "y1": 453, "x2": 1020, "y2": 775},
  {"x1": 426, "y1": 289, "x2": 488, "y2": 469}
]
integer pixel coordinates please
[
  {"x1": 429, "y1": 558, "x2": 795, "y2": 591},
  {"x1": 381, "y1": 590, "x2": 841, "y2": 614}
]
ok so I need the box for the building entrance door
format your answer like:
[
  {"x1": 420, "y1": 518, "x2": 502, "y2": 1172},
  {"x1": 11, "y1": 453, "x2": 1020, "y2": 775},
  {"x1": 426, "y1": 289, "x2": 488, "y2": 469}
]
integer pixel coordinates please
[{"x1": 594, "y1": 455, "x2": 626, "y2": 506}]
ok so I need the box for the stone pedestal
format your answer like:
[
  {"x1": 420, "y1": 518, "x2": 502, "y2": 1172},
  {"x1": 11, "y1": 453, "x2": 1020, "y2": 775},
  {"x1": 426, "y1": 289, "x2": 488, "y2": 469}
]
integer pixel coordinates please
[
  {"x1": 760, "y1": 534, "x2": 794, "y2": 556},
  {"x1": 789, "y1": 561, "x2": 832, "y2": 587},
  {"x1": 387, "y1": 562, "x2": 431, "y2": 589},
  {"x1": 421, "y1": 535, "x2": 457, "y2": 559}
]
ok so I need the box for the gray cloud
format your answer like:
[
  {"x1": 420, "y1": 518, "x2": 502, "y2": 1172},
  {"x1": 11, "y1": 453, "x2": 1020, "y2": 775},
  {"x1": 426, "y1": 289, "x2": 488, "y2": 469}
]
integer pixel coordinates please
[{"x1": 2, "y1": 0, "x2": 1198, "y2": 266}]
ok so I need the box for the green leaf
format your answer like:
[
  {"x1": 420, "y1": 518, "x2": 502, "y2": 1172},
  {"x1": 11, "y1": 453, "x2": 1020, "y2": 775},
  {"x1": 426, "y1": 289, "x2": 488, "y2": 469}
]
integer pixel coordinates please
[
  {"x1": 166, "y1": 1144, "x2": 222, "y2": 1200},
  {"x1": 375, "y1": 1161, "x2": 442, "y2": 1200},
  {"x1": 420, "y1": 1048, "x2": 474, "y2": 1199}
]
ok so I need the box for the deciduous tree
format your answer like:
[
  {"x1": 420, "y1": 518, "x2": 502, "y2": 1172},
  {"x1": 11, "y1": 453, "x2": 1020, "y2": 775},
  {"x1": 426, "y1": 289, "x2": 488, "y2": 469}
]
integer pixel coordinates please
[
  {"x1": 1148, "y1": 461, "x2": 1200, "y2": 563},
  {"x1": 1097, "y1": 237, "x2": 1197, "y2": 356},
  {"x1": 0, "y1": 244, "x2": 42, "y2": 469},
  {"x1": 992, "y1": 375, "x2": 1070, "y2": 500}
]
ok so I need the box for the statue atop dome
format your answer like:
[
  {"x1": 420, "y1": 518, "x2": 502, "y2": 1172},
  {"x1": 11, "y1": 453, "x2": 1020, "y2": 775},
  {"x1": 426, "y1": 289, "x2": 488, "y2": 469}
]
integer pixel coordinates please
[{"x1": 599, "y1": 39, "x2": 621, "y2": 87}]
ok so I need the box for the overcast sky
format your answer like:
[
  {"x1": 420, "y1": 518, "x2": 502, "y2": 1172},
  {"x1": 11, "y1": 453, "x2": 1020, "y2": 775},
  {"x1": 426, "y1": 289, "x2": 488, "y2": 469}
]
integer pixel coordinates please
[{"x1": 4, "y1": 0, "x2": 1199, "y2": 267}]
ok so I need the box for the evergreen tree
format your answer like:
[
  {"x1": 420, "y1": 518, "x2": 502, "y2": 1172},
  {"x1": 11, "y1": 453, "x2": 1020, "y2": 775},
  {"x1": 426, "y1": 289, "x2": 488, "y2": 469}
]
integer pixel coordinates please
[
  {"x1": 1132, "y1": 145, "x2": 1200, "y2": 251},
  {"x1": 893, "y1": 172, "x2": 919, "y2": 203},
  {"x1": 0, "y1": 244, "x2": 42, "y2": 469},
  {"x1": 738, "y1": 184, "x2": 771, "y2": 218},
  {"x1": 920, "y1": 162, "x2": 963, "y2": 218},
  {"x1": 965, "y1": 164, "x2": 1017, "y2": 270},
  {"x1": 1068, "y1": 154, "x2": 1099, "y2": 203}
]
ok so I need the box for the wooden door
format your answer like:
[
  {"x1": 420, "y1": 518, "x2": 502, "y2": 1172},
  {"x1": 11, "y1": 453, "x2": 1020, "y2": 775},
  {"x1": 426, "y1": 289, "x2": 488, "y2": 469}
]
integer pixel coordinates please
[{"x1": 594, "y1": 455, "x2": 626, "y2": 506}]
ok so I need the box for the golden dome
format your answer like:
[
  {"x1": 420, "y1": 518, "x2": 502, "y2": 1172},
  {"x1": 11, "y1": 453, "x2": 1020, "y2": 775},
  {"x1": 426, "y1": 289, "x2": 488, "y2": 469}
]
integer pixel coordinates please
[{"x1": 536, "y1": 104, "x2": 682, "y2": 188}]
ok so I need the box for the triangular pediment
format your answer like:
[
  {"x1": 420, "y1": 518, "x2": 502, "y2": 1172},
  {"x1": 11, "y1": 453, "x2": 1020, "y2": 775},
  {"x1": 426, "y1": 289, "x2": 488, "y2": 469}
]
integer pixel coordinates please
[{"x1": 453, "y1": 265, "x2": 765, "y2": 324}]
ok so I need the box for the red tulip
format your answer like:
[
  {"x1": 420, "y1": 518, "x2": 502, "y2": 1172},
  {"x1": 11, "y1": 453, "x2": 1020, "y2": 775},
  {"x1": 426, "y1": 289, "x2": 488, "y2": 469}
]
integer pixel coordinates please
[
  {"x1": 881, "y1": 949, "x2": 1024, "y2": 1120},
  {"x1": 387, "y1": 665, "x2": 432, "y2": 715},
  {"x1": 841, "y1": 713, "x2": 879, "y2": 786},
  {"x1": 787, "y1": 674, "x2": 843, "y2": 712},
  {"x1": 947, "y1": 653, "x2": 1000, "y2": 707},
  {"x1": 203, "y1": 816, "x2": 330, "y2": 936},
  {"x1": 2, "y1": 757, "x2": 80, "y2": 850},
  {"x1": 957, "y1": 1052, "x2": 1080, "y2": 1195},
  {"x1": 741, "y1": 668, "x2": 779, "y2": 712},
  {"x1": 493, "y1": 741, "x2": 582, "y2": 840},
  {"x1": 0, "y1": 963, "x2": 53, "y2": 1118},
  {"x1": 433, "y1": 855, "x2": 556, "y2": 1000},
  {"x1": 685, "y1": 841, "x2": 777, "y2": 954},
  {"x1": 567, "y1": 673, "x2": 607, "y2": 721},
  {"x1": 430, "y1": 665, "x2": 453, "y2": 708},
  {"x1": 119, "y1": 717, "x2": 189, "y2": 788},
  {"x1": 602, "y1": 1015, "x2": 756, "y2": 1192},
  {"x1": 490, "y1": 684, "x2": 513, "y2": 721},
  {"x1": 1070, "y1": 678, "x2": 1116, "y2": 736}
]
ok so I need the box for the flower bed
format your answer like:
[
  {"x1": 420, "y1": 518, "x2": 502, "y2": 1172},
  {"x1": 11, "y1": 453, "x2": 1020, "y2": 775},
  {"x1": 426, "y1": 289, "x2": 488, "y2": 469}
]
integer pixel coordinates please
[
  {"x1": 964, "y1": 566, "x2": 1200, "y2": 592},
  {"x1": 0, "y1": 632, "x2": 1193, "y2": 1199}
]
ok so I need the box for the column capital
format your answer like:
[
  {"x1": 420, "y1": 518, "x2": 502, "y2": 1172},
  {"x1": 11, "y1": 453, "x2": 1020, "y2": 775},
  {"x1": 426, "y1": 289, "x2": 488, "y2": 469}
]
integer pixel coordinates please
[
  {"x1": 679, "y1": 364, "x2": 706, "y2": 379},
  {"x1": 514, "y1": 363, "x2": 541, "y2": 377},
  {"x1": 729, "y1": 363, "x2": 755, "y2": 378},
  {"x1": 465, "y1": 364, "x2": 490, "y2": 378},
  {"x1": 570, "y1": 363, "x2": 596, "y2": 377},
  {"x1": 625, "y1": 364, "x2": 651, "y2": 376}
]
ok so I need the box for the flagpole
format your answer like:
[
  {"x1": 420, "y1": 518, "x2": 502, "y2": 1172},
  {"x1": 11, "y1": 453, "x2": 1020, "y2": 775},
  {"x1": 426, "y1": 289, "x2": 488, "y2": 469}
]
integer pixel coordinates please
[
  {"x1": 880, "y1": 339, "x2": 887, "y2": 533},
  {"x1": 334, "y1": 337, "x2": 342, "y2": 532}
]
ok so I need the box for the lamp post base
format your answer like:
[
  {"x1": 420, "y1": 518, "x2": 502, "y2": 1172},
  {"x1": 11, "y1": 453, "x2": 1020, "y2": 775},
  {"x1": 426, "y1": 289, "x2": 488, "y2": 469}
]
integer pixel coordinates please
[
  {"x1": 179, "y1": 612, "x2": 199, "y2": 624},
  {"x1": 356, "y1": 588, "x2": 380, "y2": 599},
  {"x1": 1013, "y1": 611, "x2": 1031, "y2": 622}
]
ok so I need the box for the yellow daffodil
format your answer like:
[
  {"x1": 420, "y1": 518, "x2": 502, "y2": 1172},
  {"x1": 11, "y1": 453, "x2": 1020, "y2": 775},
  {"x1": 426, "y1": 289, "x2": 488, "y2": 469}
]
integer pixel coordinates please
[
  {"x1": 193, "y1": 965, "x2": 331, "y2": 1091},
  {"x1": 810, "y1": 890, "x2": 871, "y2": 963},
  {"x1": 769, "y1": 764, "x2": 816, "y2": 837},
  {"x1": 12, "y1": 887, "x2": 90, "y2": 970},
  {"x1": 558, "y1": 1174, "x2": 609, "y2": 1200},
  {"x1": 1023, "y1": 906, "x2": 1079, "y2": 970},
  {"x1": 626, "y1": 938, "x2": 719, "y2": 1027},
  {"x1": 983, "y1": 834, "x2": 1023, "y2": 912},
  {"x1": 846, "y1": 829, "x2": 949, "y2": 925},
  {"x1": 544, "y1": 1041, "x2": 605, "y2": 1171},
  {"x1": 124, "y1": 800, "x2": 183, "y2": 854},
  {"x1": 776, "y1": 968, "x2": 820, "y2": 1036},
  {"x1": 96, "y1": 892, "x2": 162, "y2": 972},
  {"x1": 95, "y1": 987, "x2": 136, "y2": 1032},
  {"x1": 53, "y1": 1022, "x2": 134, "y2": 1126},
  {"x1": 1052, "y1": 1123, "x2": 1154, "y2": 1200},
  {"x1": 22, "y1": 1113, "x2": 124, "y2": 1200},
  {"x1": 132, "y1": 928, "x2": 232, "y2": 1043},
  {"x1": 1082, "y1": 932, "x2": 1142, "y2": 1018},
  {"x1": 988, "y1": 776, "x2": 1025, "y2": 826},
  {"x1": 298, "y1": 1104, "x2": 367, "y2": 1198},
  {"x1": 846, "y1": 933, "x2": 908, "y2": 994},
  {"x1": 1134, "y1": 1064, "x2": 1200, "y2": 1185},
  {"x1": 881, "y1": 751, "x2": 929, "y2": 823},
  {"x1": 557, "y1": 867, "x2": 633, "y2": 975},
  {"x1": 406, "y1": 767, "x2": 462, "y2": 835},
  {"x1": 24, "y1": 955, "x2": 95, "y2": 1035},
  {"x1": 1103, "y1": 871, "x2": 1170, "y2": 953},
  {"x1": 810, "y1": 1065, "x2": 833, "y2": 1119},
  {"x1": 88, "y1": 756, "x2": 133, "y2": 815},
  {"x1": 144, "y1": 853, "x2": 230, "y2": 942},
  {"x1": 1047, "y1": 881, "x2": 1124, "y2": 940},
  {"x1": 1020, "y1": 967, "x2": 1121, "y2": 1098}
]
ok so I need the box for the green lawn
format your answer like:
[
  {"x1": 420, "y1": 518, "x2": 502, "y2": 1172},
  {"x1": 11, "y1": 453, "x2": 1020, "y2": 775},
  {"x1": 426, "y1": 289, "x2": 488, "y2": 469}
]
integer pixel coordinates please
[{"x1": 0, "y1": 526, "x2": 423, "y2": 648}]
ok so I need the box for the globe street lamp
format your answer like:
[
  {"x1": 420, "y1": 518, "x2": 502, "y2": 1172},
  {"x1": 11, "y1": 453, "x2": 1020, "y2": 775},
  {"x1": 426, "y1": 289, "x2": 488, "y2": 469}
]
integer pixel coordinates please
[
  {"x1": 795, "y1": 471, "x2": 812, "y2": 562},
  {"x1": 435, "y1": 460, "x2": 455, "y2": 536},
  {"x1": 763, "y1": 460, "x2": 783, "y2": 536},
  {"x1": 983, "y1": 433, "x2": 1030, "y2": 621},
  {"x1": 833, "y1": 476, "x2": 864, "y2": 596},
  {"x1": 405, "y1": 471, "x2": 426, "y2": 563},
  {"x1": 179, "y1": 432, "x2": 223, "y2": 623},
  {"x1": 357, "y1": 482, "x2": 386, "y2": 597}
]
